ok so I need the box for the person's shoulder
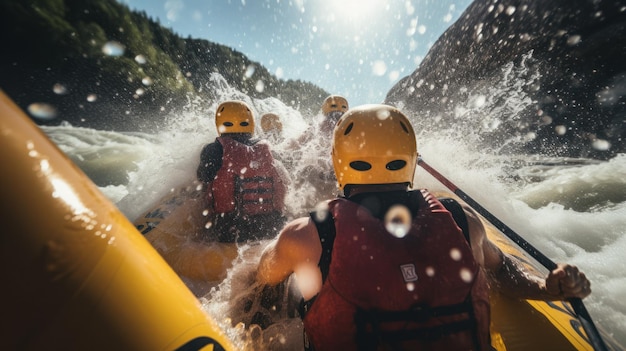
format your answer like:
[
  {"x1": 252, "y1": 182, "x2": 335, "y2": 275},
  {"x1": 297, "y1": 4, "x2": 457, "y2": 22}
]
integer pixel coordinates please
[
  {"x1": 278, "y1": 216, "x2": 320, "y2": 250},
  {"x1": 280, "y1": 217, "x2": 317, "y2": 239},
  {"x1": 284, "y1": 216, "x2": 314, "y2": 231},
  {"x1": 459, "y1": 203, "x2": 480, "y2": 222},
  {"x1": 199, "y1": 140, "x2": 223, "y2": 159},
  {"x1": 202, "y1": 139, "x2": 221, "y2": 151}
]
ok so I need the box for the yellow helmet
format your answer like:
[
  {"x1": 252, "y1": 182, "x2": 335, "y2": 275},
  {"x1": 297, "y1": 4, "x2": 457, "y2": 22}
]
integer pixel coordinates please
[
  {"x1": 215, "y1": 100, "x2": 255, "y2": 135},
  {"x1": 321, "y1": 95, "x2": 349, "y2": 117},
  {"x1": 332, "y1": 104, "x2": 417, "y2": 190},
  {"x1": 260, "y1": 113, "x2": 282, "y2": 133}
]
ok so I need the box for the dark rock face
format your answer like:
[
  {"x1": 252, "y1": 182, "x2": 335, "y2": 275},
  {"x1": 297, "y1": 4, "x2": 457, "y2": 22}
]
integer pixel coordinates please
[{"x1": 385, "y1": 0, "x2": 626, "y2": 159}]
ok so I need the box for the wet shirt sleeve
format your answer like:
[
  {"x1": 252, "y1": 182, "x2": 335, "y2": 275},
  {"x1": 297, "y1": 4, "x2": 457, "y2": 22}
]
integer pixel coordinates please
[{"x1": 196, "y1": 142, "x2": 223, "y2": 183}]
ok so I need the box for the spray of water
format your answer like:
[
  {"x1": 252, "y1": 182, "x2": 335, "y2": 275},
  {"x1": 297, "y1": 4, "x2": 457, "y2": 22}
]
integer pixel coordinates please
[{"x1": 44, "y1": 72, "x2": 626, "y2": 347}]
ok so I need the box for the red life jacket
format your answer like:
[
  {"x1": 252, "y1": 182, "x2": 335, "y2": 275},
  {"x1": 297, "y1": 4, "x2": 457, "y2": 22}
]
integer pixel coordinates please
[
  {"x1": 303, "y1": 190, "x2": 491, "y2": 351},
  {"x1": 208, "y1": 137, "x2": 287, "y2": 216}
]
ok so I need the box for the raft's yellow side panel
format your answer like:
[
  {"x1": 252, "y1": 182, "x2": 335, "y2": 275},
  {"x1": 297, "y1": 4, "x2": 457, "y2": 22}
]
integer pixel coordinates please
[
  {"x1": 485, "y1": 224, "x2": 594, "y2": 351},
  {"x1": 133, "y1": 183, "x2": 239, "y2": 283},
  {"x1": 432, "y1": 192, "x2": 597, "y2": 351},
  {"x1": 0, "y1": 90, "x2": 237, "y2": 351}
]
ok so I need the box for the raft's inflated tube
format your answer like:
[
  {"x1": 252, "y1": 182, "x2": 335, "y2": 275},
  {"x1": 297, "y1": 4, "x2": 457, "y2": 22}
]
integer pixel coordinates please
[{"x1": 0, "y1": 90, "x2": 236, "y2": 351}]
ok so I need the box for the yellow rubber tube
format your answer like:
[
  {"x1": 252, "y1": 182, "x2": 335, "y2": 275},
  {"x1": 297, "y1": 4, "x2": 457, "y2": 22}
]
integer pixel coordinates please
[{"x1": 0, "y1": 90, "x2": 237, "y2": 351}]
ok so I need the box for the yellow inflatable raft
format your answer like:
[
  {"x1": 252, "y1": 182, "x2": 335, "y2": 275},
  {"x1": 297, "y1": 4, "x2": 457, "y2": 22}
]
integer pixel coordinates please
[
  {"x1": 133, "y1": 181, "x2": 240, "y2": 296},
  {"x1": 0, "y1": 90, "x2": 237, "y2": 350}
]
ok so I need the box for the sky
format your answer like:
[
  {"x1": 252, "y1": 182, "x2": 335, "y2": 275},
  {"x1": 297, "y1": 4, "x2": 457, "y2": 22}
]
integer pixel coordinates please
[{"x1": 120, "y1": 0, "x2": 474, "y2": 107}]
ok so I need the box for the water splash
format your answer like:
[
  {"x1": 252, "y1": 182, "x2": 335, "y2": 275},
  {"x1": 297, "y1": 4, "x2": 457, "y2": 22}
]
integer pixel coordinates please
[{"x1": 43, "y1": 72, "x2": 626, "y2": 347}]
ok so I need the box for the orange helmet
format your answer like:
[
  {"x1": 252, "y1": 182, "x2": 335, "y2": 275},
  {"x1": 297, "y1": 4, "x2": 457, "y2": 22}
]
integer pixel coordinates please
[
  {"x1": 332, "y1": 104, "x2": 417, "y2": 190},
  {"x1": 260, "y1": 113, "x2": 282, "y2": 133},
  {"x1": 215, "y1": 100, "x2": 255, "y2": 135},
  {"x1": 321, "y1": 95, "x2": 349, "y2": 117}
]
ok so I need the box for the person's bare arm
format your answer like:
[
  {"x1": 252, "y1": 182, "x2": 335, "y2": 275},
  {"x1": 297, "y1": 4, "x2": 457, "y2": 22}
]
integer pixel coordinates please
[
  {"x1": 465, "y1": 205, "x2": 591, "y2": 300},
  {"x1": 257, "y1": 216, "x2": 323, "y2": 299}
]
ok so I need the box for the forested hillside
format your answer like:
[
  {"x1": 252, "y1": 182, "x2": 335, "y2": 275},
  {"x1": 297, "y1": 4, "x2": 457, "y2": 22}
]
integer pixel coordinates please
[{"x1": 0, "y1": 0, "x2": 328, "y2": 131}]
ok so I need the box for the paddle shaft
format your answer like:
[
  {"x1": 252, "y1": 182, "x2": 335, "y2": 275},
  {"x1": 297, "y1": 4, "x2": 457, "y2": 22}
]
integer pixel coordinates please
[{"x1": 417, "y1": 157, "x2": 608, "y2": 351}]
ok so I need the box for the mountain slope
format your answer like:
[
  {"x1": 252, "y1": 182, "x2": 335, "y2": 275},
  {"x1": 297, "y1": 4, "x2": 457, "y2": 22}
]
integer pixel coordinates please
[
  {"x1": 0, "y1": 0, "x2": 328, "y2": 131},
  {"x1": 386, "y1": 0, "x2": 625, "y2": 159}
]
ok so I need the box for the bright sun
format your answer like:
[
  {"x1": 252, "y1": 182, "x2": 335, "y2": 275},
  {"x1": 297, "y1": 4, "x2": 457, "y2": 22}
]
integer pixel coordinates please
[
  {"x1": 317, "y1": 0, "x2": 390, "y2": 27},
  {"x1": 337, "y1": 0, "x2": 386, "y2": 18}
]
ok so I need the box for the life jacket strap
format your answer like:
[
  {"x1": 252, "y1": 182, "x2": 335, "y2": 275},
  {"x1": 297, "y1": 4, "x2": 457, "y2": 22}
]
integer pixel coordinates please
[{"x1": 354, "y1": 299, "x2": 476, "y2": 350}]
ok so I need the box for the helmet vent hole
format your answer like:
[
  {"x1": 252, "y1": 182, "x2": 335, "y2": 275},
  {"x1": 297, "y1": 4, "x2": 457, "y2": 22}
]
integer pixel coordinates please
[
  {"x1": 240, "y1": 122, "x2": 249, "y2": 126},
  {"x1": 224, "y1": 122, "x2": 234, "y2": 126},
  {"x1": 344, "y1": 122, "x2": 354, "y2": 135},
  {"x1": 350, "y1": 161, "x2": 371, "y2": 171},
  {"x1": 219, "y1": 107, "x2": 225, "y2": 113},
  {"x1": 386, "y1": 160, "x2": 407, "y2": 170},
  {"x1": 400, "y1": 121, "x2": 409, "y2": 133}
]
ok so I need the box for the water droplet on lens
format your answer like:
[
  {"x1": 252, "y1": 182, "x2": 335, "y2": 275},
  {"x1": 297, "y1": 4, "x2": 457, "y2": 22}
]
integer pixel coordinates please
[
  {"x1": 425, "y1": 266, "x2": 435, "y2": 277},
  {"x1": 385, "y1": 205, "x2": 411, "y2": 238},
  {"x1": 27, "y1": 102, "x2": 57, "y2": 120},
  {"x1": 450, "y1": 248, "x2": 462, "y2": 261},
  {"x1": 102, "y1": 41, "x2": 125, "y2": 56},
  {"x1": 313, "y1": 202, "x2": 330, "y2": 222},
  {"x1": 460, "y1": 268, "x2": 473, "y2": 283},
  {"x1": 135, "y1": 54, "x2": 147, "y2": 64},
  {"x1": 52, "y1": 83, "x2": 68, "y2": 95}
]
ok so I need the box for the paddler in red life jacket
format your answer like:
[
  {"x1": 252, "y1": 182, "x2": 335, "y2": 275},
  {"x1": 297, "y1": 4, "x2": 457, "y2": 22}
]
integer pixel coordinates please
[
  {"x1": 287, "y1": 95, "x2": 350, "y2": 212},
  {"x1": 260, "y1": 112, "x2": 284, "y2": 145},
  {"x1": 319, "y1": 94, "x2": 349, "y2": 137},
  {"x1": 255, "y1": 104, "x2": 592, "y2": 351},
  {"x1": 289, "y1": 94, "x2": 349, "y2": 147},
  {"x1": 197, "y1": 100, "x2": 290, "y2": 243}
]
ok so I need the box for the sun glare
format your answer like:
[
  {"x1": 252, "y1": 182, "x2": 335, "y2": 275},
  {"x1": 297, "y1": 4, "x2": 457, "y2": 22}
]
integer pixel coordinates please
[
  {"x1": 337, "y1": 0, "x2": 385, "y2": 18},
  {"x1": 318, "y1": 0, "x2": 390, "y2": 27}
]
